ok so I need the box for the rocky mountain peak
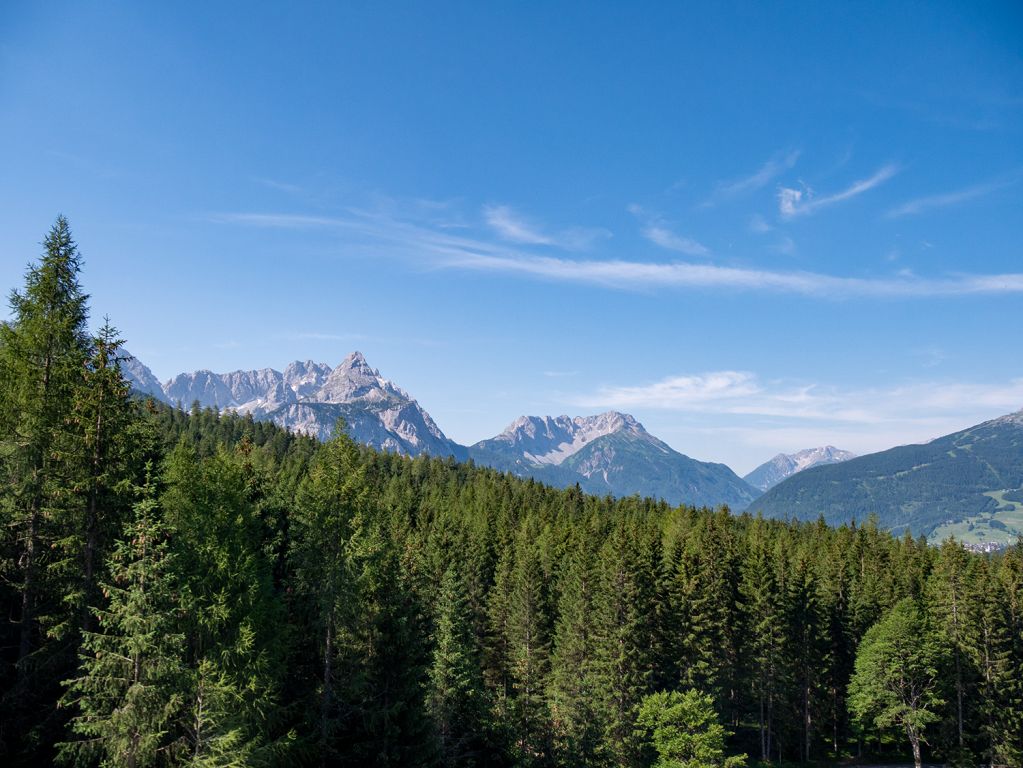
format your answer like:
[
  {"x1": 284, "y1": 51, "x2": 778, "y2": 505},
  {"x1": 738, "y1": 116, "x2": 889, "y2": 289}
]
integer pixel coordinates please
[
  {"x1": 744, "y1": 445, "x2": 856, "y2": 492},
  {"x1": 283, "y1": 360, "x2": 332, "y2": 399},
  {"x1": 316, "y1": 351, "x2": 410, "y2": 405},
  {"x1": 574, "y1": 411, "x2": 644, "y2": 436}
]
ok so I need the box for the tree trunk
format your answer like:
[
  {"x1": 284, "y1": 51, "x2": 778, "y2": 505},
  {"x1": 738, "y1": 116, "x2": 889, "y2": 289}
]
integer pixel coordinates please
[
  {"x1": 759, "y1": 693, "x2": 767, "y2": 761},
  {"x1": 18, "y1": 503, "x2": 39, "y2": 672},
  {"x1": 320, "y1": 611, "x2": 334, "y2": 764},
  {"x1": 804, "y1": 682, "x2": 811, "y2": 762},
  {"x1": 908, "y1": 726, "x2": 922, "y2": 768},
  {"x1": 84, "y1": 402, "x2": 103, "y2": 633}
]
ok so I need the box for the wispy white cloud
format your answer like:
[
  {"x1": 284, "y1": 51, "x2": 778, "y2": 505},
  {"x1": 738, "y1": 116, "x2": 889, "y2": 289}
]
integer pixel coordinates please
[
  {"x1": 543, "y1": 370, "x2": 579, "y2": 378},
  {"x1": 642, "y1": 225, "x2": 711, "y2": 256},
  {"x1": 574, "y1": 369, "x2": 1023, "y2": 427},
  {"x1": 779, "y1": 164, "x2": 899, "y2": 218},
  {"x1": 212, "y1": 207, "x2": 1023, "y2": 298},
  {"x1": 483, "y1": 205, "x2": 553, "y2": 245},
  {"x1": 447, "y1": 252, "x2": 1023, "y2": 297},
  {"x1": 705, "y1": 149, "x2": 800, "y2": 205},
  {"x1": 886, "y1": 176, "x2": 1017, "y2": 218},
  {"x1": 483, "y1": 204, "x2": 609, "y2": 250},
  {"x1": 628, "y1": 204, "x2": 710, "y2": 256}
]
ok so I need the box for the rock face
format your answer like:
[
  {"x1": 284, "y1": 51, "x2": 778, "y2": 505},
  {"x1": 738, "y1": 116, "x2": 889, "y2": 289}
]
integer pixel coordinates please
[
  {"x1": 121, "y1": 352, "x2": 170, "y2": 403},
  {"x1": 127, "y1": 351, "x2": 462, "y2": 458},
  {"x1": 471, "y1": 411, "x2": 758, "y2": 510},
  {"x1": 743, "y1": 446, "x2": 856, "y2": 492},
  {"x1": 263, "y1": 353, "x2": 462, "y2": 457}
]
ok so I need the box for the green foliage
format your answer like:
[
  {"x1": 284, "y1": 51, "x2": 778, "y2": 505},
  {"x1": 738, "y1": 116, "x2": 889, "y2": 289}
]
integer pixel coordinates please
[
  {"x1": 635, "y1": 689, "x2": 746, "y2": 768},
  {"x1": 58, "y1": 473, "x2": 186, "y2": 767},
  {"x1": 848, "y1": 598, "x2": 945, "y2": 766},
  {"x1": 428, "y1": 564, "x2": 493, "y2": 766}
]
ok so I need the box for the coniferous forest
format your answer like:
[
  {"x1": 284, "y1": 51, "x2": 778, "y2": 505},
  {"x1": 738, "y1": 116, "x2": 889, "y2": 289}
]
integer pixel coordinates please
[{"x1": 3, "y1": 219, "x2": 1023, "y2": 768}]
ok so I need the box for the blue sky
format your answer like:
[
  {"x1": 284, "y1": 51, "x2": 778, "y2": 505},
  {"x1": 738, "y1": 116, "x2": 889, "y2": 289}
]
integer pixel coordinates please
[{"x1": 2, "y1": 1, "x2": 1022, "y2": 473}]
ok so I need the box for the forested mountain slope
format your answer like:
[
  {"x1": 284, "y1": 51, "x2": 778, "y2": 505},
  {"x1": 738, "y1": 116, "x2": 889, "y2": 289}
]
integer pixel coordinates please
[{"x1": 749, "y1": 410, "x2": 1023, "y2": 543}]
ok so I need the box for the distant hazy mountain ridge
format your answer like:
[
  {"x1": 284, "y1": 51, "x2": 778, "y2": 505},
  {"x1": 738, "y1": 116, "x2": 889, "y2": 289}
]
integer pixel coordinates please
[
  {"x1": 748, "y1": 410, "x2": 1023, "y2": 545},
  {"x1": 124, "y1": 351, "x2": 1023, "y2": 534},
  {"x1": 743, "y1": 445, "x2": 856, "y2": 492}
]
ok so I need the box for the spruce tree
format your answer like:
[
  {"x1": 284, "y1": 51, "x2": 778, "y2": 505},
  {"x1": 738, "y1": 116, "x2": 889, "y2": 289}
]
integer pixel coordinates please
[
  {"x1": 0, "y1": 215, "x2": 92, "y2": 753},
  {"x1": 925, "y1": 538, "x2": 973, "y2": 758},
  {"x1": 591, "y1": 521, "x2": 655, "y2": 768},
  {"x1": 738, "y1": 518, "x2": 785, "y2": 763},
  {"x1": 505, "y1": 521, "x2": 552, "y2": 764},
  {"x1": 53, "y1": 318, "x2": 140, "y2": 639},
  {"x1": 162, "y1": 442, "x2": 287, "y2": 764},
  {"x1": 58, "y1": 472, "x2": 186, "y2": 767},
  {"x1": 548, "y1": 540, "x2": 600, "y2": 765},
  {"x1": 288, "y1": 426, "x2": 368, "y2": 761},
  {"x1": 428, "y1": 564, "x2": 492, "y2": 766}
]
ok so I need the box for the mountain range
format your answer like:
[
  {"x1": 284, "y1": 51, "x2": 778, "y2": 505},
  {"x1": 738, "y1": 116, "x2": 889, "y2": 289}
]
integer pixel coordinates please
[
  {"x1": 123, "y1": 351, "x2": 764, "y2": 509},
  {"x1": 469, "y1": 412, "x2": 757, "y2": 509},
  {"x1": 125, "y1": 350, "x2": 1023, "y2": 546}
]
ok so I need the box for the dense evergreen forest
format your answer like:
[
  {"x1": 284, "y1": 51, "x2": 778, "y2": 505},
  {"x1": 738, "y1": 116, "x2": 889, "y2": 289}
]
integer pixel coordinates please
[{"x1": 2, "y1": 219, "x2": 1022, "y2": 767}]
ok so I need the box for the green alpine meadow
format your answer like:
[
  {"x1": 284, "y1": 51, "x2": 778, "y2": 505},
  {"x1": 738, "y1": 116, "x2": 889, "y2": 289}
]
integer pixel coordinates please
[{"x1": 2, "y1": 218, "x2": 1021, "y2": 766}]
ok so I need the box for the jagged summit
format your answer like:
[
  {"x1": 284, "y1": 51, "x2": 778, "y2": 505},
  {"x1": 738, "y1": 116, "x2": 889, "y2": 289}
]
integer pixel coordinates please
[
  {"x1": 123, "y1": 350, "x2": 459, "y2": 458},
  {"x1": 283, "y1": 360, "x2": 332, "y2": 398},
  {"x1": 743, "y1": 445, "x2": 856, "y2": 492},
  {"x1": 492, "y1": 411, "x2": 648, "y2": 464},
  {"x1": 317, "y1": 351, "x2": 413, "y2": 405},
  {"x1": 472, "y1": 410, "x2": 755, "y2": 510}
]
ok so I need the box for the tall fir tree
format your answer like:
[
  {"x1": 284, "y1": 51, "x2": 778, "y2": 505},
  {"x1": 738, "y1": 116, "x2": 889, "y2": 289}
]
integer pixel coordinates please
[
  {"x1": 591, "y1": 521, "x2": 655, "y2": 768},
  {"x1": 738, "y1": 518, "x2": 786, "y2": 763},
  {"x1": 547, "y1": 540, "x2": 600, "y2": 766},
  {"x1": 288, "y1": 426, "x2": 368, "y2": 762},
  {"x1": 162, "y1": 441, "x2": 288, "y2": 765},
  {"x1": 0, "y1": 216, "x2": 92, "y2": 755},
  {"x1": 58, "y1": 471, "x2": 186, "y2": 767},
  {"x1": 53, "y1": 318, "x2": 140, "y2": 640},
  {"x1": 428, "y1": 564, "x2": 493, "y2": 766},
  {"x1": 925, "y1": 538, "x2": 973, "y2": 759},
  {"x1": 505, "y1": 520, "x2": 552, "y2": 765}
]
